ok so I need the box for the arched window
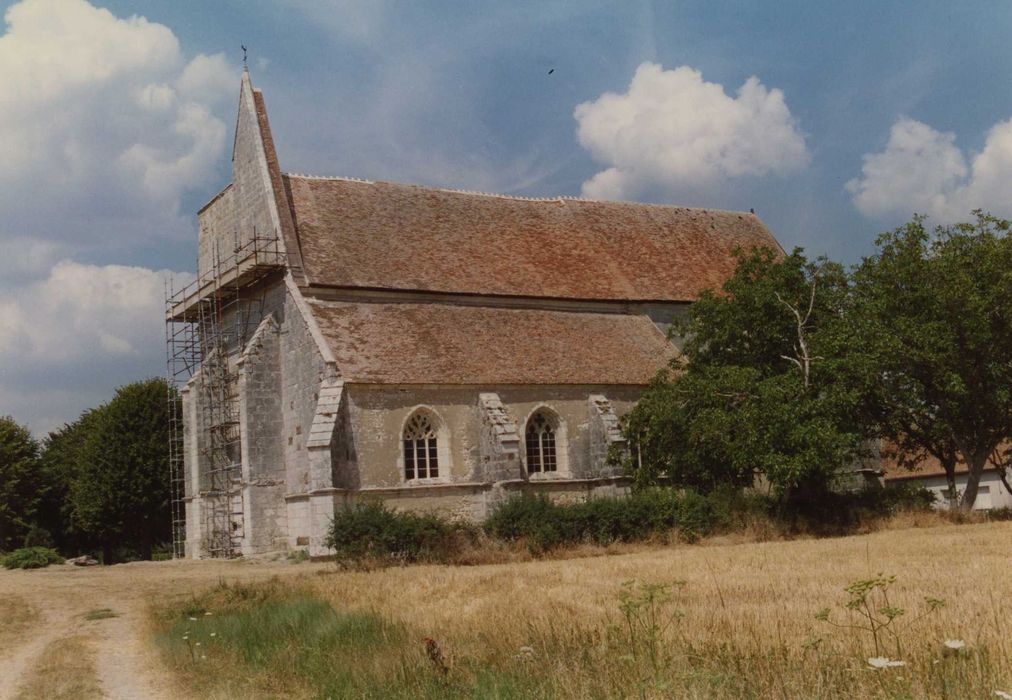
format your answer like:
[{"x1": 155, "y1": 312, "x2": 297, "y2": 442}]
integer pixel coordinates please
[
  {"x1": 403, "y1": 411, "x2": 439, "y2": 480},
  {"x1": 525, "y1": 411, "x2": 558, "y2": 473}
]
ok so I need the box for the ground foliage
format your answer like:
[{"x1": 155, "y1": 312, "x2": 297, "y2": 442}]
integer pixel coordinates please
[{"x1": 1, "y1": 546, "x2": 65, "y2": 569}]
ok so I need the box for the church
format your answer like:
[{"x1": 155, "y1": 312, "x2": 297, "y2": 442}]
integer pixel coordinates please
[{"x1": 166, "y1": 70, "x2": 782, "y2": 558}]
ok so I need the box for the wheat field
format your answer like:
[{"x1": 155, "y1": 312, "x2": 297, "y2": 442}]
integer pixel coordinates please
[{"x1": 156, "y1": 518, "x2": 1012, "y2": 699}]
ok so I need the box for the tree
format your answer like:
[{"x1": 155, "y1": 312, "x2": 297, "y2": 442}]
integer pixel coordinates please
[
  {"x1": 70, "y1": 378, "x2": 174, "y2": 561},
  {"x1": 622, "y1": 248, "x2": 864, "y2": 500},
  {"x1": 844, "y1": 213, "x2": 1012, "y2": 509},
  {"x1": 0, "y1": 416, "x2": 41, "y2": 551},
  {"x1": 36, "y1": 410, "x2": 102, "y2": 553}
]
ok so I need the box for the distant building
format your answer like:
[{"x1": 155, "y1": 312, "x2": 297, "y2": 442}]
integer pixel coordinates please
[
  {"x1": 166, "y1": 70, "x2": 782, "y2": 559},
  {"x1": 884, "y1": 456, "x2": 1012, "y2": 510}
]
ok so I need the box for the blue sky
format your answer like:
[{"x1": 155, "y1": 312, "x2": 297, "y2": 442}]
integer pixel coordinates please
[{"x1": 2, "y1": 0, "x2": 1012, "y2": 432}]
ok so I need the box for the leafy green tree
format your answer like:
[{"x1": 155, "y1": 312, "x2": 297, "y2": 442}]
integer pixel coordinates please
[
  {"x1": 844, "y1": 212, "x2": 1012, "y2": 509},
  {"x1": 70, "y1": 378, "x2": 174, "y2": 561},
  {"x1": 0, "y1": 416, "x2": 41, "y2": 551},
  {"x1": 623, "y1": 248, "x2": 863, "y2": 499},
  {"x1": 36, "y1": 410, "x2": 101, "y2": 553}
]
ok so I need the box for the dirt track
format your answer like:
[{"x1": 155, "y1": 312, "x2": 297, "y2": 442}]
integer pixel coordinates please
[{"x1": 0, "y1": 558, "x2": 330, "y2": 699}]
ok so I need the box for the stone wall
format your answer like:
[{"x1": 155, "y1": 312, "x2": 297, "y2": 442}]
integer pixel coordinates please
[
  {"x1": 342, "y1": 384, "x2": 641, "y2": 490},
  {"x1": 196, "y1": 72, "x2": 282, "y2": 278}
]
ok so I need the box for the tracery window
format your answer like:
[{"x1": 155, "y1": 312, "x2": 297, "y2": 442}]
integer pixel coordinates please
[
  {"x1": 403, "y1": 411, "x2": 439, "y2": 480},
  {"x1": 525, "y1": 411, "x2": 557, "y2": 473}
]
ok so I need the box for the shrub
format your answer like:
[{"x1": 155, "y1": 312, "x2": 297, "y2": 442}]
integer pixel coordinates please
[
  {"x1": 325, "y1": 500, "x2": 475, "y2": 565},
  {"x1": 2, "y1": 546, "x2": 64, "y2": 569},
  {"x1": 484, "y1": 490, "x2": 722, "y2": 552}
]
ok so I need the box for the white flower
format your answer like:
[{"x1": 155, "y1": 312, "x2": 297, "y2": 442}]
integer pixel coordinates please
[
  {"x1": 195, "y1": 642, "x2": 201, "y2": 647},
  {"x1": 994, "y1": 691, "x2": 1012, "y2": 700},
  {"x1": 188, "y1": 616, "x2": 197, "y2": 621},
  {"x1": 514, "y1": 645, "x2": 535, "y2": 661},
  {"x1": 867, "y1": 657, "x2": 906, "y2": 669},
  {"x1": 944, "y1": 639, "x2": 966, "y2": 649},
  {"x1": 204, "y1": 612, "x2": 213, "y2": 616},
  {"x1": 182, "y1": 635, "x2": 189, "y2": 641},
  {"x1": 210, "y1": 632, "x2": 217, "y2": 637}
]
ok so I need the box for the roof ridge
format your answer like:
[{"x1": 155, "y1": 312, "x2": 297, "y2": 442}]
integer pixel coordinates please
[{"x1": 282, "y1": 171, "x2": 758, "y2": 216}]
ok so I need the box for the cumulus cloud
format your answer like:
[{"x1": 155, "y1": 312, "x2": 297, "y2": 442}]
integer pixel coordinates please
[
  {"x1": 0, "y1": 262, "x2": 193, "y2": 432},
  {"x1": 0, "y1": 0, "x2": 233, "y2": 431},
  {"x1": 0, "y1": 0, "x2": 237, "y2": 246},
  {"x1": 847, "y1": 117, "x2": 1012, "y2": 221},
  {"x1": 574, "y1": 63, "x2": 809, "y2": 200}
]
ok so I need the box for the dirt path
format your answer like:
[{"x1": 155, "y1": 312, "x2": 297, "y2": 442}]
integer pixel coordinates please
[{"x1": 0, "y1": 558, "x2": 328, "y2": 699}]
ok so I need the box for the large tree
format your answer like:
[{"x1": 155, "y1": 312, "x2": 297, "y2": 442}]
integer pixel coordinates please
[
  {"x1": 70, "y1": 378, "x2": 174, "y2": 561},
  {"x1": 844, "y1": 213, "x2": 1012, "y2": 509},
  {"x1": 36, "y1": 410, "x2": 102, "y2": 553},
  {"x1": 0, "y1": 416, "x2": 41, "y2": 551},
  {"x1": 623, "y1": 248, "x2": 863, "y2": 499}
]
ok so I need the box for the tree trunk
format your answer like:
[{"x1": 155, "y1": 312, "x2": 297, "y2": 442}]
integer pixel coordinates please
[
  {"x1": 959, "y1": 451, "x2": 989, "y2": 510},
  {"x1": 999, "y1": 468, "x2": 1012, "y2": 497},
  {"x1": 101, "y1": 541, "x2": 114, "y2": 565},
  {"x1": 942, "y1": 459, "x2": 958, "y2": 509}
]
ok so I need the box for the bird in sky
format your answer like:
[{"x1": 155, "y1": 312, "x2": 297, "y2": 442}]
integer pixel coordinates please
[{"x1": 548, "y1": 68, "x2": 554, "y2": 75}]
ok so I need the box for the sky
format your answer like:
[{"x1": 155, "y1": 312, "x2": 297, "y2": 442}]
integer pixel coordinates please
[{"x1": 2, "y1": 0, "x2": 1012, "y2": 434}]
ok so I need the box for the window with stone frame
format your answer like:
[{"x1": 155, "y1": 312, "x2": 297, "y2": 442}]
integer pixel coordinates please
[
  {"x1": 403, "y1": 411, "x2": 439, "y2": 480},
  {"x1": 525, "y1": 410, "x2": 558, "y2": 473}
]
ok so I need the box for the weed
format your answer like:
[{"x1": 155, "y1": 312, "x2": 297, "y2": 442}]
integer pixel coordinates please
[
  {"x1": 816, "y1": 573, "x2": 945, "y2": 656},
  {"x1": 84, "y1": 608, "x2": 118, "y2": 621}
]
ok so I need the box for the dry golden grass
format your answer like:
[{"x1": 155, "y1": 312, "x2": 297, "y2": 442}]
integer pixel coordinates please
[
  {"x1": 0, "y1": 595, "x2": 38, "y2": 650},
  {"x1": 155, "y1": 519, "x2": 1012, "y2": 698},
  {"x1": 13, "y1": 635, "x2": 102, "y2": 700}
]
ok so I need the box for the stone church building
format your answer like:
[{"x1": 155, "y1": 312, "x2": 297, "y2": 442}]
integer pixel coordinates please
[{"x1": 167, "y1": 70, "x2": 782, "y2": 558}]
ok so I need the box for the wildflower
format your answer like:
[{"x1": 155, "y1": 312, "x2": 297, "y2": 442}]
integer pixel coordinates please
[
  {"x1": 195, "y1": 642, "x2": 201, "y2": 647},
  {"x1": 995, "y1": 691, "x2": 1012, "y2": 700},
  {"x1": 944, "y1": 639, "x2": 966, "y2": 650},
  {"x1": 204, "y1": 611, "x2": 212, "y2": 616},
  {"x1": 210, "y1": 632, "x2": 217, "y2": 637},
  {"x1": 867, "y1": 657, "x2": 906, "y2": 669},
  {"x1": 423, "y1": 637, "x2": 449, "y2": 675},
  {"x1": 182, "y1": 635, "x2": 189, "y2": 641},
  {"x1": 188, "y1": 616, "x2": 197, "y2": 621}
]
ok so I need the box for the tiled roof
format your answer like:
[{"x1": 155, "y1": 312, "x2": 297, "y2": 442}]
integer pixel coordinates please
[
  {"x1": 884, "y1": 455, "x2": 998, "y2": 481},
  {"x1": 283, "y1": 175, "x2": 781, "y2": 302},
  {"x1": 305, "y1": 299, "x2": 678, "y2": 385}
]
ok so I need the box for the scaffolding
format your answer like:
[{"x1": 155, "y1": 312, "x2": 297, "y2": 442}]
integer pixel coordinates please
[{"x1": 165, "y1": 232, "x2": 285, "y2": 558}]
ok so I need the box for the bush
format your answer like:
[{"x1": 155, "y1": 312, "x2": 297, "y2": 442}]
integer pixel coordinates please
[
  {"x1": 2, "y1": 546, "x2": 64, "y2": 569},
  {"x1": 484, "y1": 490, "x2": 722, "y2": 552},
  {"x1": 325, "y1": 500, "x2": 475, "y2": 566}
]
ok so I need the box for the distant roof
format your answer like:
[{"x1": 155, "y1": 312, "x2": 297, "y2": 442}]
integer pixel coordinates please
[
  {"x1": 283, "y1": 175, "x2": 781, "y2": 302},
  {"x1": 305, "y1": 299, "x2": 678, "y2": 385},
  {"x1": 883, "y1": 454, "x2": 999, "y2": 481}
]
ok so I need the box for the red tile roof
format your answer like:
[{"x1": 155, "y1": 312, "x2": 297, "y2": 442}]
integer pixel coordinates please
[
  {"x1": 284, "y1": 175, "x2": 781, "y2": 302},
  {"x1": 884, "y1": 454, "x2": 999, "y2": 481},
  {"x1": 305, "y1": 299, "x2": 678, "y2": 385}
]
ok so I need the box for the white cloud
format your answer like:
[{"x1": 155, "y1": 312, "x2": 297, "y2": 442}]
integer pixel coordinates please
[
  {"x1": 0, "y1": 262, "x2": 194, "y2": 432},
  {"x1": 574, "y1": 63, "x2": 809, "y2": 200},
  {"x1": 848, "y1": 116, "x2": 1012, "y2": 221},
  {"x1": 0, "y1": 0, "x2": 237, "y2": 245}
]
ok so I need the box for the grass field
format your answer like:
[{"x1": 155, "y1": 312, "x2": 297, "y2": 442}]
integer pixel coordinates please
[{"x1": 154, "y1": 519, "x2": 1012, "y2": 699}]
